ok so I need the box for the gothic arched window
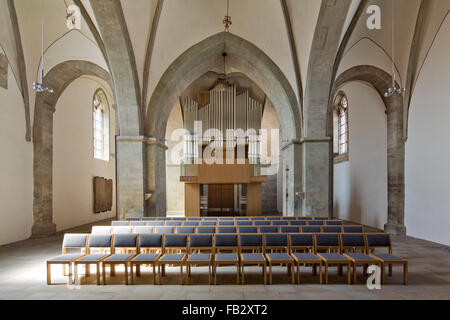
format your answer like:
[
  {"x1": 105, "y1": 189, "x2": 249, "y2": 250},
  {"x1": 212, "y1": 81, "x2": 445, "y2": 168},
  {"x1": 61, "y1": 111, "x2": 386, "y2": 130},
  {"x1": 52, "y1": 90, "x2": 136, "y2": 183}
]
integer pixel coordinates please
[
  {"x1": 93, "y1": 89, "x2": 110, "y2": 161},
  {"x1": 333, "y1": 92, "x2": 349, "y2": 160}
]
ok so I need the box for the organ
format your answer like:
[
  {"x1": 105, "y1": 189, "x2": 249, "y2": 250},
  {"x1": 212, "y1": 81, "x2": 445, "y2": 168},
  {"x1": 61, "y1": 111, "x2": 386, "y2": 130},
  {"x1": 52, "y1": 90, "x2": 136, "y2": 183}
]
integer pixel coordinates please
[{"x1": 180, "y1": 83, "x2": 268, "y2": 216}]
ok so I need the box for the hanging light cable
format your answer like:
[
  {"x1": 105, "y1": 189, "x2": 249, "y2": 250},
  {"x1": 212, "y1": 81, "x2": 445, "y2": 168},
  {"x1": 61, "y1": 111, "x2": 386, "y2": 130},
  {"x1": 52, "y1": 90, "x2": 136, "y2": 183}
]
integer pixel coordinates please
[
  {"x1": 33, "y1": 0, "x2": 54, "y2": 93},
  {"x1": 384, "y1": 0, "x2": 405, "y2": 97},
  {"x1": 223, "y1": 0, "x2": 232, "y2": 32}
]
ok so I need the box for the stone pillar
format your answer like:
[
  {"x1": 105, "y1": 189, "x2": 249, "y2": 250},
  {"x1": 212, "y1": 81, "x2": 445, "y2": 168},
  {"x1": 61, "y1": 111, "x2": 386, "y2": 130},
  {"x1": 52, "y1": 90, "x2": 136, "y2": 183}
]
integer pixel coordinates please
[
  {"x1": 384, "y1": 96, "x2": 406, "y2": 235},
  {"x1": 32, "y1": 102, "x2": 57, "y2": 238},
  {"x1": 301, "y1": 137, "x2": 331, "y2": 217},
  {"x1": 281, "y1": 142, "x2": 302, "y2": 216},
  {"x1": 116, "y1": 136, "x2": 145, "y2": 219},
  {"x1": 144, "y1": 139, "x2": 168, "y2": 217}
]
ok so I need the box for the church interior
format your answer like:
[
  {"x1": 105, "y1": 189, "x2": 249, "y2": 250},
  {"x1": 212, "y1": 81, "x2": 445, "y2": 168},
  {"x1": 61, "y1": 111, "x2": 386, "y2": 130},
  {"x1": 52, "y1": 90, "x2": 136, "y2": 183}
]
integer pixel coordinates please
[{"x1": 0, "y1": 0, "x2": 449, "y2": 301}]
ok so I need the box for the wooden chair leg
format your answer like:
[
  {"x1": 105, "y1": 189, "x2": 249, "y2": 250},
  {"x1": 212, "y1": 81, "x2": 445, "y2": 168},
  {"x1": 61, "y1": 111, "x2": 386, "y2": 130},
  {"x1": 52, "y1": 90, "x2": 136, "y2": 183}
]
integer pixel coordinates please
[
  {"x1": 47, "y1": 263, "x2": 51, "y2": 285},
  {"x1": 136, "y1": 264, "x2": 141, "y2": 277},
  {"x1": 153, "y1": 264, "x2": 156, "y2": 285},
  {"x1": 236, "y1": 264, "x2": 240, "y2": 285},
  {"x1": 180, "y1": 265, "x2": 183, "y2": 285},
  {"x1": 85, "y1": 264, "x2": 90, "y2": 277},
  {"x1": 291, "y1": 264, "x2": 294, "y2": 284},
  {"x1": 158, "y1": 264, "x2": 162, "y2": 285},
  {"x1": 214, "y1": 264, "x2": 217, "y2": 285},
  {"x1": 68, "y1": 263, "x2": 73, "y2": 278},
  {"x1": 403, "y1": 262, "x2": 408, "y2": 285},
  {"x1": 353, "y1": 263, "x2": 357, "y2": 284},
  {"x1": 297, "y1": 264, "x2": 300, "y2": 284},
  {"x1": 381, "y1": 263, "x2": 386, "y2": 284},
  {"x1": 102, "y1": 264, "x2": 106, "y2": 285},
  {"x1": 269, "y1": 264, "x2": 273, "y2": 284},
  {"x1": 74, "y1": 264, "x2": 79, "y2": 285},
  {"x1": 130, "y1": 264, "x2": 134, "y2": 285},
  {"x1": 347, "y1": 263, "x2": 351, "y2": 284},
  {"x1": 263, "y1": 264, "x2": 266, "y2": 285},
  {"x1": 208, "y1": 265, "x2": 211, "y2": 285},
  {"x1": 125, "y1": 264, "x2": 129, "y2": 285},
  {"x1": 325, "y1": 263, "x2": 328, "y2": 284},
  {"x1": 319, "y1": 263, "x2": 322, "y2": 284},
  {"x1": 63, "y1": 264, "x2": 67, "y2": 276},
  {"x1": 97, "y1": 263, "x2": 101, "y2": 285},
  {"x1": 389, "y1": 264, "x2": 393, "y2": 277},
  {"x1": 242, "y1": 265, "x2": 245, "y2": 285},
  {"x1": 111, "y1": 264, "x2": 116, "y2": 276}
]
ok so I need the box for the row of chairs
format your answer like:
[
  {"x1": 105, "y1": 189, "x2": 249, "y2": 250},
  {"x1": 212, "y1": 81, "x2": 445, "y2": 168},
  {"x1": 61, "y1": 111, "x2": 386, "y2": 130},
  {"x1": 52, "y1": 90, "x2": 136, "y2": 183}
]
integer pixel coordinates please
[
  {"x1": 94, "y1": 225, "x2": 364, "y2": 235},
  {"x1": 126, "y1": 216, "x2": 334, "y2": 221},
  {"x1": 112, "y1": 220, "x2": 344, "y2": 227},
  {"x1": 47, "y1": 232, "x2": 407, "y2": 286}
]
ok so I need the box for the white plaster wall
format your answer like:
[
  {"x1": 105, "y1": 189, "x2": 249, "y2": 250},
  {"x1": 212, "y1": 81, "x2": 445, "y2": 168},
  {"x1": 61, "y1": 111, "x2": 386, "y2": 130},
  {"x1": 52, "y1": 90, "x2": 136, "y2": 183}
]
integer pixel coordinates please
[
  {"x1": 333, "y1": 82, "x2": 387, "y2": 229},
  {"x1": 53, "y1": 78, "x2": 116, "y2": 231},
  {"x1": 165, "y1": 101, "x2": 185, "y2": 216},
  {"x1": 405, "y1": 15, "x2": 450, "y2": 246},
  {"x1": 0, "y1": 63, "x2": 33, "y2": 246}
]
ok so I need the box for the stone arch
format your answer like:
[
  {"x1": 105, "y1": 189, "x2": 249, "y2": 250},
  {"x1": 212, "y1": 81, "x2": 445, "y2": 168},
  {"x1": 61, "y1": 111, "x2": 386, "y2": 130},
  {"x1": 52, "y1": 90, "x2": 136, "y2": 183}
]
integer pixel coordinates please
[
  {"x1": 32, "y1": 60, "x2": 112, "y2": 238},
  {"x1": 145, "y1": 31, "x2": 301, "y2": 142},
  {"x1": 331, "y1": 65, "x2": 406, "y2": 235}
]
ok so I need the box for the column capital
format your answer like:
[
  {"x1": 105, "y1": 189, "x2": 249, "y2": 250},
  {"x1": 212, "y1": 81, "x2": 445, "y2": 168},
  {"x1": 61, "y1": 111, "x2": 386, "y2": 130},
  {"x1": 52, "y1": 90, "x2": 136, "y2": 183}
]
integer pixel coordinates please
[{"x1": 116, "y1": 136, "x2": 168, "y2": 150}]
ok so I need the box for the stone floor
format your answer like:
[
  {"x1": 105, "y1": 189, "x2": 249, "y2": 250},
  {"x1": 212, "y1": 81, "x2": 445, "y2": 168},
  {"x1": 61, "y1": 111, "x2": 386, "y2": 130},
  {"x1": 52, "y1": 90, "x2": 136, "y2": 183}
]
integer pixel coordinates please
[{"x1": 0, "y1": 219, "x2": 449, "y2": 300}]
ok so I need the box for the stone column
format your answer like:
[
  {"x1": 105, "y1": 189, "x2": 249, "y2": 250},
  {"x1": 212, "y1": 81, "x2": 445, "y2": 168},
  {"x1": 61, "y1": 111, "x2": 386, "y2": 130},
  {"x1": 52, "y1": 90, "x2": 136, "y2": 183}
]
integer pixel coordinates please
[
  {"x1": 281, "y1": 142, "x2": 303, "y2": 216},
  {"x1": 384, "y1": 95, "x2": 406, "y2": 235},
  {"x1": 116, "y1": 136, "x2": 145, "y2": 219},
  {"x1": 144, "y1": 139, "x2": 168, "y2": 217},
  {"x1": 301, "y1": 137, "x2": 332, "y2": 217},
  {"x1": 32, "y1": 102, "x2": 57, "y2": 238}
]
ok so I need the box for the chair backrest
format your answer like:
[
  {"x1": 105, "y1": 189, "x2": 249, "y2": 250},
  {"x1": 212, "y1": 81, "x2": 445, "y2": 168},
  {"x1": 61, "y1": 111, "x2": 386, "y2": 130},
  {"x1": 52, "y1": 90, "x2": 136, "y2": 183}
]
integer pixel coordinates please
[
  {"x1": 251, "y1": 217, "x2": 265, "y2": 220},
  {"x1": 238, "y1": 226, "x2": 258, "y2": 234},
  {"x1": 164, "y1": 234, "x2": 188, "y2": 251},
  {"x1": 254, "y1": 221, "x2": 271, "y2": 226},
  {"x1": 315, "y1": 233, "x2": 341, "y2": 252},
  {"x1": 289, "y1": 233, "x2": 314, "y2": 252},
  {"x1": 187, "y1": 218, "x2": 202, "y2": 221},
  {"x1": 235, "y1": 217, "x2": 249, "y2": 220},
  {"x1": 138, "y1": 234, "x2": 163, "y2": 250},
  {"x1": 91, "y1": 226, "x2": 112, "y2": 235},
  {"x1": 264, "y1": 233, "x2": 289, "y2": 253},
  {"x1": 314, "y1": 217, "x2": 329, "y2": 220},
  {"x1": 340, "y1": 234, "x2": 366, "y2": 252},
  {"x1": 259, "y1": 226, "x2": 279, "y2": 233},
  {"x1": 160, "y1": 217, "x2": 172, "y2": 221},
  {"x1": 189, "y1": 234, "x2": 213, "y2": 252},
  {"x1": 129, "y1": 221, "x2": 147, "y2": 226},
  {"x1": 321, "y1": 226, "x2": 342, "y2": 233},
  {"x1": 133, "y1": 226, "x2": 154, "y2": 234},
  {"x1": 343, "y1": 225, "x2": 363, "y2": 233},
  {"x1": 176, "y1": 227, "x2": 195, "y2": 234},
  {"x1": 147, "y1": 221, "x2": 164, "y2": 226},
  {"x1": 171, "y1": 217, "x2": 185, "y2": 221},
  {"x1": 214, "y1": 234, "x2": 238, "y2": 251},
  {"x1": 62, "y1": 234, "x2": 88, "y2": 252},
  {"x1": 301, "y1": 226, "x2": 321, "y2": 233},
  {"x1": 266, "y1": 217, "x2": 281, "y2": 220},
  {"x1": 282, "y1": 217, "x2": 296, "y2": 220},
  {"x1": 325, "y1": 220, "x2": 343, "y2": 225},
  {"x1": 165, "y1": 221, "x2": 182, "y2": 226},
  {"x1": 112, "y1": 226, "x2": 133, "y2": 234},
  {"x1": 218, "y1": 221, "x2": 235, "y2": 226},
  {"x1": 298, "y1": 217, "x2": 313, "y2": 220},
  {"x1": 290, "y1": 220, "x2": 307, "y2": 226},
  {"x1": 154, "y1": 227, "x2": 174, "y2": 234},
  {"x1": 280, "y1": 226, "x2": 300, "y2": 233},
  {"x1": 196, "y1": 226, "x2": 216, "y2": 234},
  {"x1": 127, "y1": 218, "x2": 141, "y2": 221},
  {"x1": 308, "y1": 220, "x2": 324, "y2": 225},
  {"x1": 236, "y1": 221, "x2": 252, "y2": 226},
  {"x1": 88, "y1": 235, "x2": 112, "y2": 249},
  {"x1": 365, "y1": 233, "x2": 392, "y2": 253},
  {"x1": 113, "y1": 234, "x2": 138, "y2": 250},
  {"x1": 183, "y1": 221, "x2": 199, "y2": 226},
  {"x1": 272, "y1": 220, "x2": 289, "y2": 226},
  {"x1": 239, "y1": 234, "x2": 263, "y2": 251},
  {"x1": 141, "y1": 217, "x2": 155, "y2": 221},
  {"x1": 112, "y1": 221, "x2": 129, "y2": 226},
  {"x1": 200, "y1": 221, "x2": 217, "y2": 226},
  {"x1": 203, "y1": 217, "x2": 217, "y2": 221},
  {"x1": 218, "y1": 217, "x2": 233, "y2": 220},
  {"x1": 217, "y1": 226, "x2": 237, "y2": 233}
]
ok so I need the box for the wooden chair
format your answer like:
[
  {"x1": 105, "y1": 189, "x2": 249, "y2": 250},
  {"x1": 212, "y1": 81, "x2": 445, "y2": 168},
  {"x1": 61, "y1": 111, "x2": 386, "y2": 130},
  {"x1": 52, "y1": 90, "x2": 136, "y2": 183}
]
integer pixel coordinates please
[
  {"x1": 314, "y1": 217, "x2": 329, "y2": 220},
  {"x1": 165, "y1": 221, "x2": 182, "y2": 226},
  {"x1": 340, "y1": 233, "x2": 380, "y2": 284},
  {"x1": 213, "y1": 234, "x2": 240, "y2": 285},
  {"x1": 74, "y1": 235, "x2": 113, "y2": 285},
  {"x1": 217, "y1": 226, "x2": 237, "y2": 233},
  {"x1": 289, "y1": 233, "x2": 322, "y2": 284},
  {"x1": 239, "y1": 234, "x2": 266, "y2": 285},
  {"x1": 183, "y1": 221, "x2": 200, "y2": 226},
  {"x1": 289, "y1": 220, "x2": 307, "y2": 226},
  {"x1": 263, "y1": 233, "x2": 294, "y2": 284},
  {"x1": 102, "y1": 234, "x2": 138, "y2": 285},
  {"x1": 343, "y1": 225, "x2": 363, "y2": 233},
  {"x1": 47, "y1": 233, "x2": 88, "y2": 285},
  {"x1": 200, "y1": 221, "x2": 217, "y2": 226},
  {"x1": 176, "y1": 226, "x2": 195, "y2": 234},
  {"x1": 154, "y1": 227, "x2": 175, "y2": 234},
  {"x1": 280, "y1": 226, "x2": 300, "y2": 233},
  {"x1": 321, "y1": 226, "x2": 343, "y2": 233},
  {"x1": 236, "y1": 221, "x2": 253, "y2": 226},
  {"x1": 157, "y1": 234, "x2": 188, "y2": 285},
  {"x1": 238, "y1": 226, "x2": 258, "y2": 234},
  {"x1": 315, "y1": 233, "x2": 351, "y2": 284},
  {"x1": 218, "y1": 221, "x2": 235, "y2": 226},
  {"x1": 365, "y1": 233, "x2": 408, "y2": 285},
  {"x1": 186, "y1": 234, "x2": 214, "y2": 285},
  {"x1": 130, "y1": 234, "x2": 163, "y2": 285},
  {"x1": 259, "y1": 226, "x2": 279, "y2": 233},
  {"x1": 308, "y1": 220, "x2": 325, "y2": 226},
  {"x1": 254, "y1": 221, "x2": 271, "y2": 226},
  {"x1": 196, "y1": 226, "x2": 216, "y2": 234},
  {"x1": 301, "y1": 226, "x2": 321, "y2": 233},
  {"x1": 272, "y1": 220, "x2": 289, "y2": 226}
]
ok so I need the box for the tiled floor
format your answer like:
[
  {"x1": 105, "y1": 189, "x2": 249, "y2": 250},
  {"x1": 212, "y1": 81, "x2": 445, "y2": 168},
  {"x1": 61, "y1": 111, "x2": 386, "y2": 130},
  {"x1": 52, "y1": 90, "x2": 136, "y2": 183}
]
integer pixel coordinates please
[{"x1": 0, "y1": 220, "x2": 449, "y2": 300}]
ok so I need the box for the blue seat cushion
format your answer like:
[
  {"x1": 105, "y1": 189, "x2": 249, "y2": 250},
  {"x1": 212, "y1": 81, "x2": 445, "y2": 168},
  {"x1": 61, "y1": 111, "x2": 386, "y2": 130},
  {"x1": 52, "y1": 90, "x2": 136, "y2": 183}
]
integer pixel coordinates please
[
  {"x1": 104, "y1": 254, "x2": 134, "y2": 262},
  {"x1": 292, "y1": 253, "x2": 320, "y2": 261},
  {"x1": 76, "y1": 254, "x2": 109, "y2": 262},
  {"x1": 159, "y1": 253, "x2": 186, "y2": 262},
  {"x1": 215, "y1": 253, "x2": 238, "y2": 261},
  {"x1": 346, "y1": 253, "x2": 376, "y2": 261},
  {"x1": 266, "y1": 253, "x2": 292, "y2": 261},
  {"x1": 372, "y1": 253, "x2": 404, "y2": 261},
  {"x1": 132, "y1": 253, "x2": 159, "y2": 262},
  {"x1": 48, "y1": 254, "x2": 82, "y2": 262},
  {"x1": 187, "y1": 253, "x2": 211, "y2": 262},
  {"x1": 319, "y1": 253, "x2": 348, "y2": 261},
  {"x1": 241, "y1": 253, "x2": 265, "y2": 261}
]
